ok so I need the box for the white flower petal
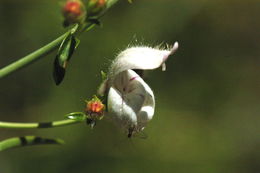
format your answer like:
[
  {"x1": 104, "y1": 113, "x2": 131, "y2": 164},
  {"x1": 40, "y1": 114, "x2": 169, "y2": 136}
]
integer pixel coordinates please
[
  {"x1": 101, "y1": 42, "x2": 178, "y2": 136},
  {"x1": 109, "y1": 42, "x2": 178, "y2": 79},
  {"x1": 135, "y1": 75, "x2": 155, "y2": 130},
  {"x1": 107, "y1": 70, "x2": 155, "y2": 132},
  {"x1": 98, "y1": 42, "x2": 178, "y2": 96},
  {"x1": 107, "y1": 86, "x2": 138, "y2": 129},
  {"x1": 113, "y1": 70, "x2": 146, "y2": 114},
  {"x1": 137, "y1": 78, "x2": 155, "y2": 129}
]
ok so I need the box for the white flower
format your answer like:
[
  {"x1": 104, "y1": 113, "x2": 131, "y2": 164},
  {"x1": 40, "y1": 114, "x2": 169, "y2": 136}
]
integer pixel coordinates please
[{"x1": 99, "y1": 42, "x2": 178, "y2": 137}]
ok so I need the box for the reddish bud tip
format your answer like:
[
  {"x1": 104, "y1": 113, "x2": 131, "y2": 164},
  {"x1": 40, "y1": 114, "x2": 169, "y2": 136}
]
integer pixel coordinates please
[
  {"x1": 62, "y1": 0, "x2": 86, "y2": 25},
  {"x1": 88, "y1": 0, "x2": 107, "y2": 15},
  {"x1": 96, "y1": 0, "x2": 106, "y2": 8},
  {"x1": 85, "y1": 96, "x2": 105, "y2": 119}
]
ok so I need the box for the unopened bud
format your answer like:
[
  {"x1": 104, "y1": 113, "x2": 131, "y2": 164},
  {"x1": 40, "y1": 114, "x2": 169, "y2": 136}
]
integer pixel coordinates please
[
  {"x1": 85, "y1": 95, "x2": 105, "y2": 120},
  {"x1": 87, "y1": 0, "x2": 106, "y2": 16},
  {"x1": 62, "y1": 0, "x2": 86, "y2": 26}
]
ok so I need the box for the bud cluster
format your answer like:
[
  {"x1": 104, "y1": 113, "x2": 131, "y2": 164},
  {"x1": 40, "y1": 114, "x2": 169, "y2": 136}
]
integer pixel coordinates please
[
  {"x1": 62, "y1": 0, "x2": 108, "y2": 26},
  {"x1": 62, "y1": 0, "x2": 86, "y2": 26}
]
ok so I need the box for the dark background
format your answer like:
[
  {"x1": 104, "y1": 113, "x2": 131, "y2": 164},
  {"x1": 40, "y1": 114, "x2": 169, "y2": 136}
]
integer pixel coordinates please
[{"x1": 0, "y1": 0, "x2": 259, "y2": 172}]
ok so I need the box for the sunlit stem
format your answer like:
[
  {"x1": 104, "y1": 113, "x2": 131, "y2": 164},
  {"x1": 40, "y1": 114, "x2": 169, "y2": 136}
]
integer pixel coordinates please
[{"x1": 0, "y1": 119, "x2": 82, "y2": 129}]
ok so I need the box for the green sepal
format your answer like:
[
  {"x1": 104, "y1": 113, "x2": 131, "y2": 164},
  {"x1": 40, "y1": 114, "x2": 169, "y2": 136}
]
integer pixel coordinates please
[
  {"x1": 101, "y1": 71, "x2": 107, "y2": 81},
  {"x1": 87, "y1": 18, "x2": 102, "y2": 26},
  {"x1": 53, "y1": 33, "x2": 79, "y2": 85},
  {"x1": 75, "y1": 37, "x2": 81, "y2": 48},
  {"x1": 97, "y1": 71, "x2": 108, "y2": 98},
  {"x1": 85, "y1": 95, "x2": 102, "y2": 103},
  {"x1": 65, "y1": 112, "x2": 86, "y2": 121}
]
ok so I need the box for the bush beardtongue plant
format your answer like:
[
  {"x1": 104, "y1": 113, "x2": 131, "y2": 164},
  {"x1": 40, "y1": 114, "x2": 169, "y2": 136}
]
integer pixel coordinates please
[{"x1": 0, "y1": 0, "x2": 178, "y2": 151}]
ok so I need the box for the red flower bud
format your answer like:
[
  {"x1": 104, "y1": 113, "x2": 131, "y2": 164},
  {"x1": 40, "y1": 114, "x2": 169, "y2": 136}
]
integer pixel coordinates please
[
  {"x1": 85, "y1": 96, "x2": 105, "y2": 119},
  {"x1": 62, "y1": 0, "x2": 86, "y2": 25},
  {"x1": 96, "y1": 0, "x2": 106, "y2": 8}
]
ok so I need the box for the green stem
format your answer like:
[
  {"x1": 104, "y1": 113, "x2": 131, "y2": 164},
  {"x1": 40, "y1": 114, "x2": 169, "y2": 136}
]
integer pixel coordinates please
[
  {"x1": 0, "y1": 136, "x2": 64, "y2": 151},
  {"x1": 0, "y1": 32, "x2": 68, "y2": 78},
  {"x1": 0, "y1": 0, "x2": 119, "y2": 79},
  {"x1": 0, "y1": 119, "x2": 82, "y2": 129}
]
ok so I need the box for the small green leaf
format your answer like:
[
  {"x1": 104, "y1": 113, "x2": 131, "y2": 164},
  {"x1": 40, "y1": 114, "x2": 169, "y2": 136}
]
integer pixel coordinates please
[
  {"x1": 65, "y1": 112, "x2": 86, "y2": 121},
  {"x1": 101, "y1": 71, "x2": 107, "y2": 81},
  {"x1": 53, "y1": 33, "x2": 79, "y2": 85},
  {"x1": 75, "y1": 37, "x2": 81, "y2": 48}
]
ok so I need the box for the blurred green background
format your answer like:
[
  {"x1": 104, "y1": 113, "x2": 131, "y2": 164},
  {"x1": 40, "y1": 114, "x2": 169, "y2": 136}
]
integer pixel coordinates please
[{"x1": 0, "y1": 0, "x2": 259, "y2": 172}]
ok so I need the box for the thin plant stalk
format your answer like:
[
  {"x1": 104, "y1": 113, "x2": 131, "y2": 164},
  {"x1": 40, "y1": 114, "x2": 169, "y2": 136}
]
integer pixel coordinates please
[
  {"x1": 0, "y1": 0, "x2": 119, "y2": 79},
  {"x1": 0, "y1": 119, "x2": 82, "y2": 129}
]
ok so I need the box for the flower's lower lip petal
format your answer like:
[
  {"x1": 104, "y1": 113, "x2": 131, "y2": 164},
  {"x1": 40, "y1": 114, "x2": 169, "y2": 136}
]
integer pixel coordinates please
[
  {"x1": 111, "y1": 70, "x2": 147, "y2": 114},
  {"x1": 108, "y1": 70, "x2": 155, "y2": 132},
  {"x1": 136, "y1": 80, "x2": 155, "y2": 130},
  {"x1": 107, "y1": 87, "x2": 137, "y2": 126},
  {"x1": 138, "y1": 106, "x2": 154, "y2": 122},
  {"x1": 124, "y1": 91, "x2": 145, "y2": 114}
]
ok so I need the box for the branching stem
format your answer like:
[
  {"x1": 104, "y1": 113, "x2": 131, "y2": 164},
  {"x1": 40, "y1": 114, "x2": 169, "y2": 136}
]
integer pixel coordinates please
[{"x1": 0, "y1": 0, "x2": 119, "y2": 78}]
